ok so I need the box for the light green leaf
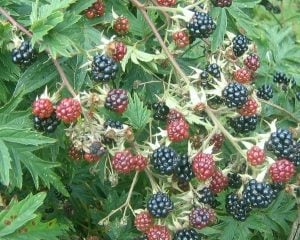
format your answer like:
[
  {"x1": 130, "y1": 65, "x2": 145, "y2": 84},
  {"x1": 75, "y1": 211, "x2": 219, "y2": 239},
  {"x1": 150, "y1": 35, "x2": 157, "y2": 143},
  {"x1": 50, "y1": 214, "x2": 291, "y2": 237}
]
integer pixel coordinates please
[
  {"x1": 211, "y1": 8, "x2": 227, "y2": 52},
  {"x1": 0, "y1": 140, "x2": 11, "y2": 186}
]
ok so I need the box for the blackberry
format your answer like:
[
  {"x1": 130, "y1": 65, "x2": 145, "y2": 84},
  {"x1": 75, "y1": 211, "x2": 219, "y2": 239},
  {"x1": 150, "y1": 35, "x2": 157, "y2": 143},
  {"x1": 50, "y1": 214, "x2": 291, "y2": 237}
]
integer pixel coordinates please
[
  {"x1": 243, "y1": 179, "x2": 275, "y2": 208},
  {"x1": 12, "y1": 41, "x2": 36, "y2": 66},
  {"x1": 205, "y1": 63, "x2": 221, "y2": 78},
  {"x1": 270, "y1": 182, "x2": 285, "y2": 198},
  {"x1": 229, "y1": 115, "x2": 258, "y2": 134},
  {"x1": 89, "y1": 142, "x2": 106, "y2": 156},
  {"x1": 152, "y1": 102, "x2": 170, "y2": 121},
  {"x1": 150, "y1": 146, "x2": 179, "y2": 175},
  {"x1": 189, "y1": 207, "x2": 216, "y2": 229},
  {"x1": 225, "y1": 193, "x2": 251, "y2": 221},
  {"x1": 174, "y1": 153, "x2": 194, "y2": 182},
  {"x1": 104, "y1": 119, "x2": 123, "y2": 129},
  {"x1": 33, "y1": 113, "x2": 60, "y2": 133},
  {"x1": 211, "y1": 0, "x2": 232, "y2": 8},
  {"x1": 134, "y1": 235, "x2": 148, "y2": 240},
  {"x1": 257, "y1": 84, "x2": 273, "y2": 100},
  {"x1": 200, "y1": 71, "x2": 210, "y2": 88},
  {"x1": 222, "y1": 82, "x2": 248, "y2": 108},
  {"x1": 232, "y1": 35, "x2": 249, "y2": 57},
  {"x1": 147, "y1": 192, "x2": 174, "y2": 218},
  {"x1": 273, "y1": 72, "x2": 290, "y2": 85},
  {"x1": 287, "y1": 141, "x2": 300, "y2": 166},
  {"x1": 197, "y1": 187, "x2": 218, "y2": 208},
  {"x1": 173, "y1": 228, "x2": 202, "y2": 240},
  {"x1": 91, "y1": 54, "x2": 118, "y2": 82},
  {"x1": 187, "y1": 12, "x2": 216, "y2": 39},
  {"x1": 227, "y1": 173, "x2": 242, "y2": 189},
  {"x1": 105, "y1": 89, "x2": 128, "y2": 113},
  {"x1": 265, "y1": 128, "x2": 296, "y2": 159}
]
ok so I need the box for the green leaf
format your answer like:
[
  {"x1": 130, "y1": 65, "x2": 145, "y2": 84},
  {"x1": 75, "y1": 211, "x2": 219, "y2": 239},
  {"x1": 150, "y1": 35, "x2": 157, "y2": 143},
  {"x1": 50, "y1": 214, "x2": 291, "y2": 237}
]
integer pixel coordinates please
[
  {"x1": 0, "y1": 193, "x2": 46, "y2": 237},
  {"x1": 211, "y1": 8, "x2": 227, "y2": 52},
  {"x1": 123, "y1": 93, "x2": 151, "y2": 129},
  {"x1": 0, "y1": 140, "x2": 11, "y2": 186},
  {"x1": 12, "y1": 151, "x2": 68, "y2": 196},
  {"x1": 0, "y1": 127, "x2": 56, "y2": 146}
]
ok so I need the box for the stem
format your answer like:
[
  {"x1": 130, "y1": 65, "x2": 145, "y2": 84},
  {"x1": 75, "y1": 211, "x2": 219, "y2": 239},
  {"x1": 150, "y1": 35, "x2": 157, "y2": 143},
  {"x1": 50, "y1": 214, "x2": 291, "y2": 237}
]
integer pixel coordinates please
[
  {"x1": 260, "y1": 99, "x2": 299, "y2": 123},
  {"x1": 0, "y1": 7, "x2": 77, "y2": 97},
  {"x1": 129, "y1": 0, "x2": 190, "y2": 84},
  {"x1": 98, "y1": 171, "x2": 139, "y2": 225}
]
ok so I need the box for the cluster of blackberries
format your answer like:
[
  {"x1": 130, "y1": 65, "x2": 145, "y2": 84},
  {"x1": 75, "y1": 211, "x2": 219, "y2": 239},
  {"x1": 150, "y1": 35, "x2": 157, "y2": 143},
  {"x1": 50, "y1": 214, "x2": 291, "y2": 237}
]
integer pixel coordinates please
[
  {"x1": 265, "y1": 128, "x2": 299, "y2": 166},
  {"x1": 152, "y1": 102, "x2": 170, "y2": 121},
  {"x1": 12, "y1": 41, "x2": 36, "y2": 66},
  {"x1": 91, "y1": 54, "x2": 118, "y2": 82}
]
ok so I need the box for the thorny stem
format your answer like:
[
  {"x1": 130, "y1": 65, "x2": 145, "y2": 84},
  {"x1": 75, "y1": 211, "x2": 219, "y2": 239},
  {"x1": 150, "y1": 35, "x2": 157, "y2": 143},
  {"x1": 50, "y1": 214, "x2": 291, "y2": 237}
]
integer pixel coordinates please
[
  {"x1": 99, "y1": 171, "x2": 139, "y2": 225},
  {"x1": 0, "y1": 7, "x2": 77, "y2": 98},
  {"x1": 260, "y1": 99, "x2": 299, "y2": 123},
  {"x1": 129, "y1": 0, "x2": 190, "y2": 84},
  {"x1": 145, "y1": 168, "x2": 161, "y2": 192}
]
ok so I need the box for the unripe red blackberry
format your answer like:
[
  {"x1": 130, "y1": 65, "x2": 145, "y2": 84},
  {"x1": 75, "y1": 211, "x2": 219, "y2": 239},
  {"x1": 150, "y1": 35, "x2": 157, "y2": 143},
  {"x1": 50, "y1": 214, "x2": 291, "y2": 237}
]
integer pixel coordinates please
[
  {"x1": 85, "y1": 0, "x2": 105, "y2": 19},
  {"x1": 189, "y1": 207, "x2": 216, "y2": 229},
  {"x1": 157, "y1": 0, "x2": 176, "y2": 7},
  {"x1": 112, "y1": 149, "x2": 135, "y2": 174},
  {"x1": 68, "y1": 146, "x2": 82, "y2": 160},
  {"x1": 167, "y1": 118, "x2": 189, "y2": 142},
  {"x1": 244, "y1": 54, "x2": 260, "y2": 71},
  {"x1": 209, "y1": 133, "x2": 225, "y2": 152},
  {"x1": 83, "y1": 152, "x2": 100, "y2": 163},
  {"x1": 269, "y1": 159, "x2": 295, "y2": 183},
  {"x1": 107, "y1": 41, "x2": 127, "y2": 62},
  {"x1": 114, "y1": 16, "x2": 130, "y2": 35},
  {"x1": 56, "y1": 98, "x2": 81, "y2": 123},
  {"x1": 238, "y1": 98, "x2": 258, "y2": 116},
  {"x1": 135, "y1": 211, "x2": 153, "y2": 232},
  {"x1": 247, "y1": 146, "x2": 266, "y2": 166},
  {"x1": 173, "y1": 31, "x2": 190, "y2": 48},
  {"x1": 211, "y1": 0, "x2": 233, "y2": 8},
  {"x1": 167, "y1": 109, "x2": 184, "y2": 123},
  {"x1": 234, "y1": 68, "x2": 253, "y2": 84},
  {"x1": 105, "y1": 89, "x2": 128, "y2": 113},
  {"x1": 209, "y1": 170, "x2": 228, "y2": 194},
  {"x1": 146, "y1": 225, "x2": 171, "y2": 240},
  {"x1": 32, "y1": 98, "x2": 54, "y2": 119},
  {"x1": 192, "y1": 153, "x2": 216, "y2": 181},
  {"x1": 133, "y1": 155, "x2": 148, "y2": 171}
]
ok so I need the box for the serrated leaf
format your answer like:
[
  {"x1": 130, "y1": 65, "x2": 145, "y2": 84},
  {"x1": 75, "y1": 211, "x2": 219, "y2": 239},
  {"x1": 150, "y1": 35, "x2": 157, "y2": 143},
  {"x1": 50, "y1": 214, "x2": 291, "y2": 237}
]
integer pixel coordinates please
[
  {"x1": 0, "y1": 140, "x2": 11, "y2": 186},
  {"x1": 0, "y1": 193, "x2": 46, "y2": 237},
  {"x1": 211, "y1": 8, "x2": 227, "y2": 52},
  {"x1": 123, "y1": 93, "x2": 151, "y2": 129}
]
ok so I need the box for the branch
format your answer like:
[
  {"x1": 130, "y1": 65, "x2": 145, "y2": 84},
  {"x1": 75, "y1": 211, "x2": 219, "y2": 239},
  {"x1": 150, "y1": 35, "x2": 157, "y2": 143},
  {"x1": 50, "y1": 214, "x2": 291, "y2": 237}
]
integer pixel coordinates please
[
  {"x1": 0, "y1": 7, "x2": 77, "y2": 97},
  {"x1": 260, "y1": 99, "x2": 299, "y2": 123},
  {"x1": 129, "y1": 0, "x2": 190, "y2": 83}
]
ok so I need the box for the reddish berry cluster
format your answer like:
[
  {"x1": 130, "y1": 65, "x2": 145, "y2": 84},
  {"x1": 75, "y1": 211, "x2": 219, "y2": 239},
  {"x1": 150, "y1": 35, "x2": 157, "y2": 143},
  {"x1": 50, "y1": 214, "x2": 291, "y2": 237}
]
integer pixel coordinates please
[
  {"x1": 112, "y1": 150, "x2": 148, "y2": 173},
  {"x1": 209, "y1": 133, "x2": 225, "y2": 152},
  {"x1": 107, "y1": 41, "x2": 127, "y2": 62},
  {"x1": 135, "y1": 211, "x2": 153, "y2": 232},
  {"x1": 105, "y1": 89, "x2": 128, "y2": 113},
  {"x1": 173, "y1": 31, "x2": 190, "y2": 48},
  {"x1": 269, "y1": 159, "x2": 295, "y2": 182},
  {"x1": 234, "y1": 68, "x2": 252, "y2": 84},
  {"x1": 238, "y1": 98, "x2": 258, "y2": 116},
  {"x1": 157, "y1": 0, "x2": 176, "y2": 7},
  {"x1": 85, "y1": 0, "x2": 105, "y2": 19},
  {"x1": 113, "y1": 16, "x2": 130, "y2": 35},
  {"x1": 32, "y1": 98, "x2": 54, "y2": 119},
  {"x1": 247, "y1": 146, "x2": 266, "y2": 166},
  {"x1": 56, "y1": 98, "x2": 82, "y2": 123},
  {"x1": 167, "y1": 117, "x2": 189, "y2": 142},
  {"x1": 146, "y1": 225, "x2": 171, "y2": 240},
  {"x1": 189, "y1": 207, "x2": 216, "y2": 229},
  {"x1": 209, "y1": 169, "x2": 228, "y2": 193},
  {"x1": 192, "y1": 153, "x2": 215, "y2": 180}
]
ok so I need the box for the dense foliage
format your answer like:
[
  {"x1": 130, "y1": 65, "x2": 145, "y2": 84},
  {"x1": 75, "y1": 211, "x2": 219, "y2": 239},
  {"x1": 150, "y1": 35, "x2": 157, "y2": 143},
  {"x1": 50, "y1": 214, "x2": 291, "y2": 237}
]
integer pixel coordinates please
[{"x1": 0, "y1": 0, "x2": 299, "y2": 240}]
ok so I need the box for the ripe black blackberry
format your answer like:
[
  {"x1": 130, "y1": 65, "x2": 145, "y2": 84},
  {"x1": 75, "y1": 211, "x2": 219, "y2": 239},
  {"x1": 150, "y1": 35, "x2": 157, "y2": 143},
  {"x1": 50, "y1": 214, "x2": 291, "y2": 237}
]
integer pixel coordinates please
[
  {"x1": 89, "y1": 142, "x2": 106, "y2": 156},
  {"x1": 147, "y1": 192, "x2": 174, "y2": 218},
  {"x1": 288, "y1": 142, "x2": 300, "y2": 166},
  {"x1": 227, "y1": 173, "x2": 242, "y2": 189},
  {"x1": 152, "y1": 102, "x2": 170, "y2": 121},
  {"x1": 229, "y1": 115, "x2": 258, "y2": 134},
  {"x1": 273, "y1": 72, "x2": 290, "y2": 85},
  {"x1": 270, "y1": 182, "x2": 285, "y2": 198},
  {"x1": 12, "y1": 41, "x2": 36, "y2": 66},
  {"x1": 206, "y1": 63, "x2": 221, "y2": 78},
  {"x1": 225, "y1": 193, "x2": 251, "y2": 221},
  {"x1": 187, "y1": 12, "x2": 216, "y2": 39},
  {"x1": 232, "y1": 35, "x2": 249, "y2": 57},
  {"x1": 222, "y1": 82, "x2": 248, "y2": 108},
  {"x1": 265, "y1": 128, "x2": 296, "y2": 159},
  {"x1": 243, "y1": 179, "x2": 275, "y2": 208},
  {"x1": 91, "y1": 54, "x2": 118, "y2": 82},
  {"x1": 105, "y1": 89, "x2": 128, "y2": 113},
  {"x1": 173, "y1": 228, "x2": 202, "y2": 240},
  {"x1": 211, "y1": 0, "x2": 232, "y2": 8},
  {"x1": 150, "y1": 146, "x2": 179, "y2": 175},
  {"x1": 174, "y1": 153, "x2": 194, "y2": 182},
  {"x1": 257, "y1": 84, "x2": 273, "y2": 100},
  {"x1": 33, "y1": 113, "x2": 60, "y2": 133},
  {"x1": 104, "y1": 119, "x2": 123, "y2": 129},
  {"x1": 197, "y1": 187, "x2": 218, "y2": 208}
]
